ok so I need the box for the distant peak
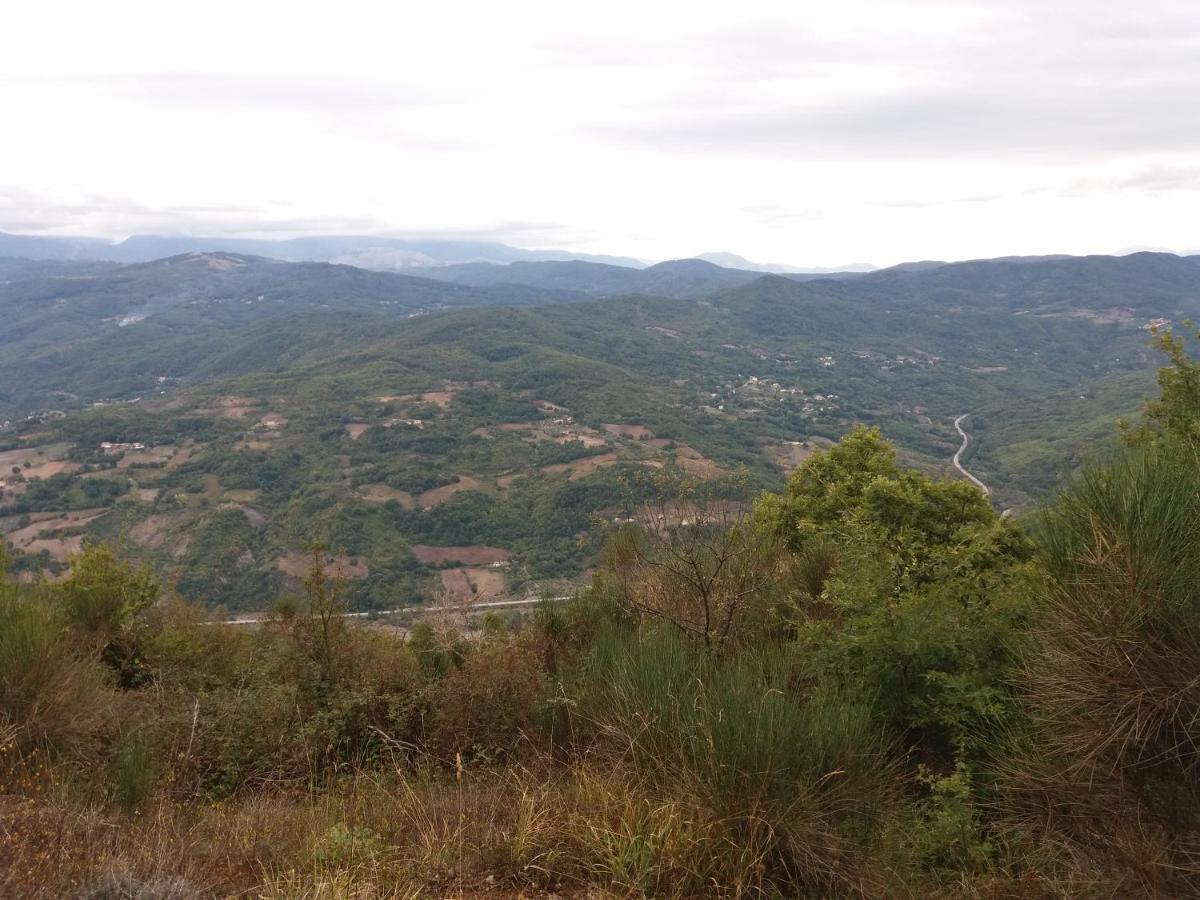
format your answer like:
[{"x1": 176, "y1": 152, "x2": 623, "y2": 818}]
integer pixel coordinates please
[{"x1": 647, "y1": 258, "x2": 728, "y2": 273}]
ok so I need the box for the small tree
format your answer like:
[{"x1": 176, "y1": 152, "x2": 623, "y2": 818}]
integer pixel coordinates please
[
  {"x1": 293, "y1": 544, "x2": 349, "y2": 691},
  {"x1": 603, "y1": 470, "x2": 778, "y2": 653}
]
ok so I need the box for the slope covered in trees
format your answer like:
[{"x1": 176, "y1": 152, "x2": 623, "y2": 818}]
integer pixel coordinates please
[
  {"x1": 4, "y1": 335, "x2": 1200, "y2": 896},
  {"x1": 0, "y1": 249, "x2": 1194, "y2": 610}
]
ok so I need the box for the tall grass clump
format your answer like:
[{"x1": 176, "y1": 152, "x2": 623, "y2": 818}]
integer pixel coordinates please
[
  {"x1": 0, "y1": 581, "x2": 111, "y2": 755},
  {"x1": 1000, "y1": 440, "x2": 1200, "y2": 896},
  {"x1": 578, "y1": 625, "x2": 897, "y2": 894}
]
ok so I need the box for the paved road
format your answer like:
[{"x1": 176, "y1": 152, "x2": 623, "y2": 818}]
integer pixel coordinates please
[
  {"x1": 952, "y1": 414, "x2": 991, "y2": 497},
  {"x1": 208, "y1": 594, "x2": 572, "y2": 627}
]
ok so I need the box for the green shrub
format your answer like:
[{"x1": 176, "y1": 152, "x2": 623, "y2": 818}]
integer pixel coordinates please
[
  {"x1": 0, "y1": 584, "x2": 113, "y2": 754},
  {"x1": 577, "y1": 626, "x2": 897, "y2": 893}
]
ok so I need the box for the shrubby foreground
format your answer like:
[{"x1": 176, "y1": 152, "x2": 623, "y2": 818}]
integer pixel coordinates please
[{"x1": 4, "y1": 334, "x2": 1200, "y2": 898}]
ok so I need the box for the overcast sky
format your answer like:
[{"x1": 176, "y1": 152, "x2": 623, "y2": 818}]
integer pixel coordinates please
[{"x1": 2, "y1": 0, "x2": 1199, "y2": 266}]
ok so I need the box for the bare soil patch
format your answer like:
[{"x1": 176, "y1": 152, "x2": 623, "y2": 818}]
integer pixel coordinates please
[
  {"x1": 345, "y1": 423, "x2": 371, "y2": 440},
  {"x1": 359, "y1": 484, "x2": 416, "y2": 508},
  {"x1": 0, "y1": 442, "x2": 73, "y2": 471},
  {"x1": 675, "y1": 445, "x2": 721, "y2": 478},
  {"x1": 25, "y1": 535, "x2": 84, "y2": 561},
  {"x1": 218, "y1": 503, "x2": 267, "y2": 528},
  {"x1": 5, "y1": 509, "x2": 109, "y2": 559},
  {"x1": 764, "y1": 439, "x2": 819, "y2": 472},
  {"x1": 116, "y1": 445, "x2": 176, "y2": 469},
  {"x1": 543, "y1": 453, "x2": 619, "y2": 481},
  {"x1": 208, "y1": 397, "x2": 261, "y2": 419},
  {"x1": 23, "y1": 460, "x2": 79, "y2": 479},
  {"x1": 556, "y1": 433, "x2": 607, "y2": 448},
  {"x1": 412, "y1": 545, "x2": 510, "y2": 566},
  {"x1": 420, "y1": 390, "x2": 456, "y2": 408},
  {"x1": 439, "y1": 567, "x2": 508, "y2": 601},
  {"x1": 603, "y1": 424, "x2": 655, "y2": 440},
  {"x1": 275, "y1": 552, "x2": 369, "y2": 579},
  {"x1": 418, "y1": 475, "x2": 483, "y2": 508},
  {"x1": 129, "y1": 512, "x2": 193, "y2": 549},
  {"x1": 224, "y1": 489, "x2": 260, "y2": 503}
]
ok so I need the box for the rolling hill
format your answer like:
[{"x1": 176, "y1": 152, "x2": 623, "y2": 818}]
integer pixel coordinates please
[{"x1": 0, "y1": 248, "x2": 1194, "y2": 610}]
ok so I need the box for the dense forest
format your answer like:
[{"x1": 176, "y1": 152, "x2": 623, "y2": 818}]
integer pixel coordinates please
[{"x1": 4, "y1": 327, "x2": 1200, "y2": 897}]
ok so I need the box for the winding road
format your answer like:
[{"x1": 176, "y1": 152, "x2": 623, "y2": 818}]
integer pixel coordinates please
[{"x1": 952, "y1": 414, "x2": 991, "y2": 497}]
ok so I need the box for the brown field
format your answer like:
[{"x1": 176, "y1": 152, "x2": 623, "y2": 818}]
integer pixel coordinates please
[
  {"x1": 496, "y1": 473, "x2": 523, "y2": 489},
  {"x1": 359, "y1": 483, "x2": 416, "y2": 508},
  {"x1": 420, "y1": 390, "x2": 456, "y2": 408},
  {"x1": 135, "y1": 488, "x2": 160, "y2": 503},
  {"x1": 205, "y1": 397, "x2": 261, "y2": 419},
  {"x1": 411, "y1": 545, "x2": 510, "y2": 566},
  {"x1": 418, "y1": 475, "x2": 483, "y2": 508},
  {"x1": 543, "y1": 453, "x2": 619, "y2": 481},
  {"x1": 129, "y1": 512, "x2": 194, "y2": 550},
  {"x1": 164, "y1": 444, "x2": 193, "y2": 469},
  {"x1": 23, "y1": 459, "x2": 80, "y2": 479},
  {"x1": 603, "y1": 423, "x2": 655, "y2": 440},
  {"x1": 345, "y1": 423, "x2": 370, "y2": 439},
  {"x1": 675, "y1": 445, "x2": 722, "y2": 478},
  {"x1": 224, "y1": 489, "x2": 260, "y2": 503},
  {"x1": 439, "y1": 566, "x2": 508, "y2": 601},
  {"x1": 0, "y1": 442, "x2": 73, "y2": 471},
  {"x1": 275, "y1": 552, "x2": 369, "y2": 579},
  {"x1": 498, "y1": 422, "x2": 533, "y2": 432},
  {"x1": 764, "y1": 439, "x2": 819, "y2": 472},
  {"x1": 25, "y1": 534, "x2": 85, "y2": 561},
  {"x1": 556, "y1": 432, "x2": 607, "y2": 448},
  {"x1": 115, "y1": 444, "x2": 176, "y2": 468},
  {"x1": 4, "y1": 508, "x2": 109, "y2": 561}
]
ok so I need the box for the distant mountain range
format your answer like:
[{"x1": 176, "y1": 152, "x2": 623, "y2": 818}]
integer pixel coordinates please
[
  {"x1": 695, "y1": 251, "x2": 876, "y2": 275},
  {"x1": 0, "y1": 230, "x2": 878, "y2": 276},
  {"x1": 0, "y1": 232, "x2": 647, "y2": 270}
]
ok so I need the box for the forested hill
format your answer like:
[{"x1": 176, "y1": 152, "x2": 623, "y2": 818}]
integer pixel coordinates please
[
  {"x1": 0, "y1": 252, "x2": 588, "y2": 417},
  {"x1": 0, "y1": 248, "x2": 1195, "y2": 611},
  {"x1": 420, "y1": 257, "x2": 766, "y2": 298}
]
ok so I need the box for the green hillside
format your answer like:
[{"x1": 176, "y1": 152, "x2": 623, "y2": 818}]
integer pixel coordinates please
[{"x1": 0, "y1": 250, "x2": 1193, "y2": 610}]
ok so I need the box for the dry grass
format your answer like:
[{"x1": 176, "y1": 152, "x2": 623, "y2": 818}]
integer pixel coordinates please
[{"x1": 0, "y1": 758, "x2": 786, "y2": 899}]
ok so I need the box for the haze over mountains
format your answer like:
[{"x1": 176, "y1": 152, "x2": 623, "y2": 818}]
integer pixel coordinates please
[
  {"x1": 0, "y1": 230, "x2": 878, "y2": 276},
  {"x1": 2, "y1": 236, "x2": 1197, "y2": 611}
]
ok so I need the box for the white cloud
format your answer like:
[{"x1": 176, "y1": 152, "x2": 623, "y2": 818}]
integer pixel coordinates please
[{"x1": 1, "y1": 0, "x2": 1198, "y2": 266}]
